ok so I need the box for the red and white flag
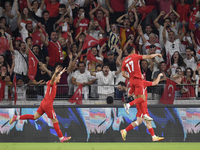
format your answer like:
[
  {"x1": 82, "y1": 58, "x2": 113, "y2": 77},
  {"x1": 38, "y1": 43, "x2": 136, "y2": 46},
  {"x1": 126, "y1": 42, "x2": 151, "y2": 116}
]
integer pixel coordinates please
[
  {"x1": 28, "y1": 49, "x2": 39, "y2": 80},
  {"x1": 137, "y1": 6, "x2": 155, "y2": 21},
  {"x1": 0, "y1": 37, "x2": 9, "y2": 54},
  {"x1": 81, "y1": 34, "x2": 99, "y2": 50},
  {"x1": 32, "y1": 27, "x2": 46, "y2": 48},
  {"x1": 13, "y1": 74, "x2": 17, "y2": 105},
  {"x1": 87, "y1": 50, "x2": 98, "y2": 63},
  {"x1": 0, "y1": 79, "x2": 5, "y2": 102},
  {"x1": 69, "y1": 84, "x2": 83, "y2": 105},
  {"x1": 99, "y1": 37, "x2": 108, "y2": 46},
  {"x1": 159, "y1": 78, "x2": 177, "y2": 105}
]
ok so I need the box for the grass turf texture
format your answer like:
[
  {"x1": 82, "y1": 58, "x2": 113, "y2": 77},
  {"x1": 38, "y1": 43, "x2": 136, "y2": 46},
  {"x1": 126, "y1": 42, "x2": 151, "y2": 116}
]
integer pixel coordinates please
[{"x1": 0, "y1": 143, "x2": 200, "y2": 150}]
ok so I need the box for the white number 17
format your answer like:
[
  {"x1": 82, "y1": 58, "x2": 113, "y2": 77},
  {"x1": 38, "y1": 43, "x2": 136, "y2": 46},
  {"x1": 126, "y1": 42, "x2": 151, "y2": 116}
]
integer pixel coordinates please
[{"x1": 126, "y1": 60, "x2": 134, "y2": 73}]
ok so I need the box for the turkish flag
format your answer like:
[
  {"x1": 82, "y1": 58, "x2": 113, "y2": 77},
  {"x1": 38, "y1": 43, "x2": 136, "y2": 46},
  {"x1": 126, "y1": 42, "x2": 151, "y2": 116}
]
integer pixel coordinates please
[
  {"x1": 87, "y1": 50, "x2": 98, "y2": 63},
  {"x1": 137, "y1": 6, "x2": 155, "y2": 21},
  {"x1": 99, "y1": 38, "x2": 108, "y2": 46},
  {"x1": 159, "y1": 78, "x2": 177, "y2": 105},
  {"x1": 0, "y1": 37, "x2": 9, "y2": 54},
  {"x1": 31, "y1": 27, "x2": 46, "y2": 48},
  {"x1": 69, "y1": 84, "x2": 83, "y2": 105},
  {"x1": 0, "y1": 79, "x2": 5, "y2": 102},
  {"x1": 81, "y1": 34, "x2": 99, "y2": 50},
  {"x1": 18, "y1": 0, "x2": 27, "y2": 12},
  {"x1": 13, "y1": 74, "x2": 17, "y2": 105},
  {"x1": 28, "y1": 49, "x2": 39, "y2": 80},
  {"x1": 165, "y1": 52, "x2": 170, "y2": 71}
]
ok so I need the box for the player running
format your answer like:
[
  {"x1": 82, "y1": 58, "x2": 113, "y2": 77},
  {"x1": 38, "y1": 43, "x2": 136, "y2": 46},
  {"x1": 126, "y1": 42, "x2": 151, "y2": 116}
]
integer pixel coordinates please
[
  {"x1": 9, "y1": 66, "x2": 71, "y2": 143},
  {"x1": 121, "y1": 46, "x2": 162, "y2": 121},
  {"x1": 118, "y1": 73, "x2": 164, "y2": 141}
]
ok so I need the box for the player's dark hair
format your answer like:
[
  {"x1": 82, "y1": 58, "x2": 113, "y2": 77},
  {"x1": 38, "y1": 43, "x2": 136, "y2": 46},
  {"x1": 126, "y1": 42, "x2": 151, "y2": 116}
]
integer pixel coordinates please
[
  {"x1": 106, "y1": 96, "x2": 113, "y2": 104},
  {"x1": 118, "y1": 81, "x2": 126, "y2": 87},
  {"x1": 25, "y1": 36, "x2": 33, "y2": 43},
  {"x1": 78, "y1": 61, "x2": 86, "y2": 67},
  {"x1": 42, "y1": 10, "x2": 49, "y2": 16},
  {"x1": 126, "y1": 46, "x2": 134, "y2": 54}
]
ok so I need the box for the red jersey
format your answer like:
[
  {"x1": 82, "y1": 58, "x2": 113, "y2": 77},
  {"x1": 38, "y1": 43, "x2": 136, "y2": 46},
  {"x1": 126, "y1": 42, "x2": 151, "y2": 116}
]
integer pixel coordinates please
[
  {"x1": 94, "y1": 16, "x2": 106, "y2": 31},
  {"x1": 45, "y1": 0, "x2": 60, "y2": 17},
  {"x1": 110, "y1": 0, "x2": 126, "y2": 12},
  {"x1": 73, "y1": 17, "x2": 90, "y2": 36},
  {"x1": 122, "y1": 54, "x2": 143, "y2": 80},
  {"x1": 47, "y1": 41, "x2": 63, "y2": 66},
  {"x1": 176, "y1": 2, "x2": 190, "y2": 22},
  {"x1": 43, "y1": 80, "x2": 57, "y2": 104}
]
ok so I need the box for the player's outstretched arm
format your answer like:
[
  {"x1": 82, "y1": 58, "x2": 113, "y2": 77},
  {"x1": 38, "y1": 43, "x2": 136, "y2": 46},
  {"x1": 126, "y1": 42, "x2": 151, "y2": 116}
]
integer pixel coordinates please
[
  {"x1": 152, "y1": 73, "x2": 163, "y2": 86},
  {"x1": 122, "y1": 71, "x2": 130, "y2": 79},
  {"x1": 142, "y1": 54, "x2": 162, "y2": 60}
]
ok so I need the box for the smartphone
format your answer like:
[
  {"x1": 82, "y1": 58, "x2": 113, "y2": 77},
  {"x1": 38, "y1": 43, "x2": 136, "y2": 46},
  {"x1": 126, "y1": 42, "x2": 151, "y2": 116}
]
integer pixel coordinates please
[{"x1": 81, "y1": 13, "x2": 85, "y2": 17}]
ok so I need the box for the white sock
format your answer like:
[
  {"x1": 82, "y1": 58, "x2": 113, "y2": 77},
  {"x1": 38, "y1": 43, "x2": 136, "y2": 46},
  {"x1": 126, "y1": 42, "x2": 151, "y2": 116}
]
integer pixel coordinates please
[
  {"x1": 127, "y1": 103, "x2": 130, "y2": 108},
  {"x1": 59, "y1": 136, "x2": 64, "y2": 140},
  {"x1": 16, "y1": 116, "x2": 20, "y2": 120},
  {"x1": 124, "y1": 129, "x2": 127, "y2": 133},
  {"x1": 152, "y1": 135, "x2": 156, "y2": 138}
]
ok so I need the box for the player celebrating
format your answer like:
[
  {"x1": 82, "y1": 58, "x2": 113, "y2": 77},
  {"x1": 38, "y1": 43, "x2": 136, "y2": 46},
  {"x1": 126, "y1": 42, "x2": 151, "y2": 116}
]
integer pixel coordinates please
[
  {"x1": 118, "y1": 73, "x2": 164, "y2": 141},
  {"x1": 9, "y1": 66, "x2": 71, "y2": 143},
  {"x1": 121, "y1": 45, "x2": 162, "y2": 120}
]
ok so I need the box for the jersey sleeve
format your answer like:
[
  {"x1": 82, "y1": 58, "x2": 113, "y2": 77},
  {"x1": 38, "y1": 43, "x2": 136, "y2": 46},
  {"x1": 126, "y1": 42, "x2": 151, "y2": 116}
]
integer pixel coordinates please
[
  {"x1": 136, "y1": 54, "x2": 143, "y2": 61},
  {"x1": 143, "y1": 80, "x2": 153, "y2": 88}
]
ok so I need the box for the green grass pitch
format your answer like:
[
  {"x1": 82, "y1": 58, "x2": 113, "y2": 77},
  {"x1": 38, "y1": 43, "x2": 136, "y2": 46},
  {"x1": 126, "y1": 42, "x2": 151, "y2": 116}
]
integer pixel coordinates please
[{"x1": 0, "y1": 143, "x2": 200, "y2": 150}]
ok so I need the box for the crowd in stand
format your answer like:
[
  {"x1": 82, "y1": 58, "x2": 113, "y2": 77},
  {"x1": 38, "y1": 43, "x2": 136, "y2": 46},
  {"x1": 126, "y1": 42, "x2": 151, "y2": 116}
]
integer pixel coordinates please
[{"x1": 0, "y1": 0, "x2": 200, "y2": 101}]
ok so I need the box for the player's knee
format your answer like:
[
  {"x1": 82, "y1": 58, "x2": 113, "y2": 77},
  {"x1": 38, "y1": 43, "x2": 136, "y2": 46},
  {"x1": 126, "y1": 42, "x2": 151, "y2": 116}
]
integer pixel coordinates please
[
  {"x1": 137, "y1": 118, "x2": 143, "y2": 125},
  {"x1": 146, "y1": 121, "x2": 152, "y2": 129}
]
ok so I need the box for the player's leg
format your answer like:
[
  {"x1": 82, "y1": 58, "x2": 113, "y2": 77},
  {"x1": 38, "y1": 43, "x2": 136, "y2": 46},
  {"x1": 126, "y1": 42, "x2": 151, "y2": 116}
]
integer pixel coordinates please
[
  {"x1": 146, "y1": 121, "x2": 164, "y2": 142},
  {"x1": 120, "y1": 117, "x2": 143, "y2": 141},
  {"x1": 48, "y1": 109, "x2": 71, "y2": 142},
  {"x1": 9, "y1": 107, "x2": 43, "y2": 124}
]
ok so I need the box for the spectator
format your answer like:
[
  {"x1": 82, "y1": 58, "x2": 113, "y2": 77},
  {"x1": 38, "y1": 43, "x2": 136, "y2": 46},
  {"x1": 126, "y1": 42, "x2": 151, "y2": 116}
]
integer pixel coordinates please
[
  {"x1": 163, "y1": 6, "x2": 180, "y2": 35},
  {"x1": 106, "y1": 16, "x2": 119, "y2": 52},
  {"x1": 89, "y1": 1, "x2": 109, "y2": 32},
  {"x1": 25, "y1": 36, "x2": 33, "y2": 49},
  {"x1": 106, "y1": 96, "x2": 114, "y2": 104},
  {"x1": 99, "y1": 43, "x2": 117, "y2": 71},
  {"x1": 90, "y1": 64, "x2": 121, "y2": 100},
  {"x1": 2, "y1": 1, "x2": 18, "y2": 32},
  {"x1": 66, "y1": 0, "x2": 79, "y2": 19},
  {"x1": 171, "y1": 67, "x2": 184, "y2": 99},
  {"x1": 176, "y1": 0, "x2": 190, "y2": 25},
  {"x1": 87, "y1": 20, "x2": 105, "y2": 40},
  {"x1": 153, "y1": 61, "x2": 169, "y2": 99},
  {"x1": 40, "y1": 30, "x2": 63, "y2": 71},
  {"x1": 191, "y1": 31, "x2": 200, "y2": 60},
  {"x1": 117, "y1": 11, "x2": 136, "y2": 27},
  {"x1": 27, "y1": 0, "x2": 45, "y2": 17},
  {"x1": 71, "y1": 61, "x2": 95, "y2": 100},
  {"x1": 10, "y1": 41, "x2": 28, "y2": 80},
  {"x1": 184, "y1": 48, "x2": 197, "y2": 71},
  {"x1": 128, "y1": 0, "x2": 146, "y2": 10},
  {"x1": 44, "y1": 0, "x2": 60, "y2": 17},
  {"x1": 182, "y1": 68, "x2": 196, "y2": 99},
  {"x1": 140, "y1": 59, "x2": 153, "y2": 81},
  {"x1": 123, "y1": 33, "x2": 137, "y2": 53},
  {"x1": 154, "y1": 11, "x2": 177, "y2": 48},
  {"x1": 13, "y1": 37, "x2": 22, "y2": 51},
  {"x1": 168, "y1": 51, "x2": 186, "y2": 77},
  {"x1": 74, "y1": 7, "x2": 90, "y2": 36},
  {"x1": 106, "y1": 0, "x2": 126, "y2": 24},
  {"x1": 163, "y1": 21, "x2": 185, "y2": 59},
  {"x1": 32, "y1": 44, "x2": 47, "y2": 62},
  {"x1": 138, "y1": 25, "x2": 162, "y2": 55},
  {"x1": 0, "y1": 16, "x2": 12, "y2": 36},
  {"x1": 84, "y1": 0, "x2": 98, "y2": 19},
  {"x1": 179, "y1": 31, "x2": 193, "y2": 55},
  {"x1": 18, "y1": 23, "x2": 34, "y2": 42}
]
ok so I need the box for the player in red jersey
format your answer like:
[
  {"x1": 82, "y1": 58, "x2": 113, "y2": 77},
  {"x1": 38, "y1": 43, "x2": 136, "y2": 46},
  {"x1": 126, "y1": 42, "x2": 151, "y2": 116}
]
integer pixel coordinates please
[
  {"x1": 118, "y1": 73, "x2": 164, "y2": 141},
  {"x1": 9, "y1": 66, "x2": 71, "y2": 143},
  {"x1": 121, "y1": 45, "x2": 162, "y2": 121}
]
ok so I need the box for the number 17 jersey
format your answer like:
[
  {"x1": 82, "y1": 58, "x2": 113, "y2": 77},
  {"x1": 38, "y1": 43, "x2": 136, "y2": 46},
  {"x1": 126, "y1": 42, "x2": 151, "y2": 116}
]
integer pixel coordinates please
[{"x1": 122, "y1": 54, "x2": 143, "y2": 81}]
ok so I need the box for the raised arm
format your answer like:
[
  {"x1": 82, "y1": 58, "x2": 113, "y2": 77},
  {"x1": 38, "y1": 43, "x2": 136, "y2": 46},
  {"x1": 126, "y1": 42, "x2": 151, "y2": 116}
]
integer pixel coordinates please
[
  {"x1": 138, "y1": 25, "x2": 147, "y2": 45},
  {"x1": 116, "y1": 14, "x2": 127, "y2": 24},
  {"x1": 75, "y1": 15, "x2": 84, "y2": 28},
  {"x1": 106, "y1": 0, "x2": 114, "y2": 13},
  {"x1": 191, "y1": 31, "x2": 198, "y2": 49},
  {"x1": 39, "y1": 28, "x2": 49, "y2": 46},
  {"x1": 9, "y1": 38, "x2": 15, "y2": 54},
  {"x1": 154, "y1": 11, "x2": 165, "y2": 29},
  {"x1": 128, "y1": 0, "x2": 139, "y2": 12},
  {"x1": 142, "y1": 54, "x2": 162, "y2": 60},
  {"x1": 115, "y1": 67, "x2": 121, "y2": 75},
  {"x1": 179, "y1": 20, "x2": 186, "y2": 42},
  {"x1": 99, "y1": 43, "x2": 106, "y2": 59},
  {"x1": 39, "y1": 62, "x2": 52, "y2": 77},
  {"x1": 152, "y1": 73, "x2": 163, "y2": 86},
  {"x1": 27, "y1": 0, "x2": 32, "y2": 10},
  {"x1": 40, "y1": 0, "x2": 45, "y2": 10},
  {"x1": 89, "y1": 1, "x2": 101, "y2": 19},
  {"x1": 50, "y1": 67, "x2": 66, "y2": 85},
  {"x1": 106, "y1": 16, "x2": 110, "y2": 32},
  {"x1": 133, "y1": 8, "x2": 139, "y2": 29},
  {"x1": 163, "y1": 22, "x2": 167, "y2": 44}
]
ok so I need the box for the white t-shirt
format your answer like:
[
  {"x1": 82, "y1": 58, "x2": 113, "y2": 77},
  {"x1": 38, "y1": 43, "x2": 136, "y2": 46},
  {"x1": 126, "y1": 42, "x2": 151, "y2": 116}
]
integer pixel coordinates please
[
  {"x1": 13, "y1": 50, "x2": 28, "y2": 75},
  {"x1": 165, "y1": 39, "x2": 181, "y2": 58},
  {"x1": 89, "y1": 30, "x2": 100, "y2": 40},
  {"x1": 96, "y1": 71, "x2": 115, "y2": 95},
  {"x1": 13, "y1": 85, "x2": 27, "y2": 100},
  {"x1": 158, "y1": 26, "x2": 177, "y2": 49},
  {"x1": 184, "y1": 57, "x2": 197, "y2": 71},
  {"x1": 127, "y1": 0, "x2": 145, "y2": 7},
  {"x1": 143, "y1": 41, "x2": 162, "y2": 55},
  {"x1": 35, "y1": 8, "x2": 42, "y2": 17},
  {"x1": 73, "y1": 70, "x2": 94, "y2": 97},
  {"x1": 170, "y1": 63, "x2": 185, "y2": 77}
]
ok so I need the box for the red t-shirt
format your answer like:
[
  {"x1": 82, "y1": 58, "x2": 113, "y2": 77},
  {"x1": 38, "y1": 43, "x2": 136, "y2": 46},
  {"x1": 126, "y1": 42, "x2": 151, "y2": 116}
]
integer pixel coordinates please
[
  {"x1": 94, "y1": 16, "x2": 106, "y2": 31},
  {"x1": 73, "y1": 17, "x2": 90, "y2": 36},
  {"x1": 110, "y1": 0, "x2": 126, "y2": 12},
  {"x1": 45, "y1": 0, "x2": 60, "y2": 17},
  {"x1": 47, "y1": 41, "x2": 63, "y2": 66},
  {"x1": 176, "y1": 2, "x2": 190, "y2": 22},
  {"x1": 122, "y1": 54, "x2": 143, "y2": 80},
  {"x1": 43, "y1": 80, "x2": 57, "y2": 104}
]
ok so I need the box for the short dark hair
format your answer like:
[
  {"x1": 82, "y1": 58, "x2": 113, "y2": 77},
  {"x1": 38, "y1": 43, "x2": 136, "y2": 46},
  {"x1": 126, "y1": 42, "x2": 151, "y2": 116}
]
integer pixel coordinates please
[
  {"x1": 59, "y1": 4, "x2": 66, "y2": 8},
  {"x1": 78, "y1": 61, "x2": 86, "y2": 67},
  {"x1": 50, "y1": 31, "x2": 57, "y2": 36},
  {"x1": 64, "y1": 15, "x2": 69, "y2": 19},
  {"x1": 19, "y1": 42, "x2": 25, "y2": 47},
  {"x1": 159, "y1": 61, "x2": 166, "y2": 68},
  {"x1": 106, "y1": 96, "x2": 113, "y2": 104},
  {"x1": 79, "y1": 7, "x2": 85, "y2": 11},
  {"x1": 25, "y1": 23, "x2": 32, "y2": 29},
  {"x1": 95, "y1": 64, "x2": 102, "y2": 70},
  {"x1": 118, "y1": 81, "x2": 126, "y2": 87},
  {"x1": 164, "y1": 17, "x2": 171, "y2": 23},
  {"x1": 102, "y1": 63, "x2": 110, "y2": 69},
  {"x1": 127, "y1": 46, "x2": 134, "y2": 54},
  {"x1": 0, "y1": 16, "x2": 6, "y2": 22},
  {"x1": 42, "y1": 10, "x2": 49, "y2": 16},
  {"x1": 91, "y1": 46, "x2": 97, "y2": 50},
  {"x1": 25, "y1": 37, "x2": 32, "y2": 43},
  {"x1": 54, "y1": 62, "x2": 63, "y2": 68},
  {"x1": 186, "y1": 47, "x2": 192, "y2": 51}
]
